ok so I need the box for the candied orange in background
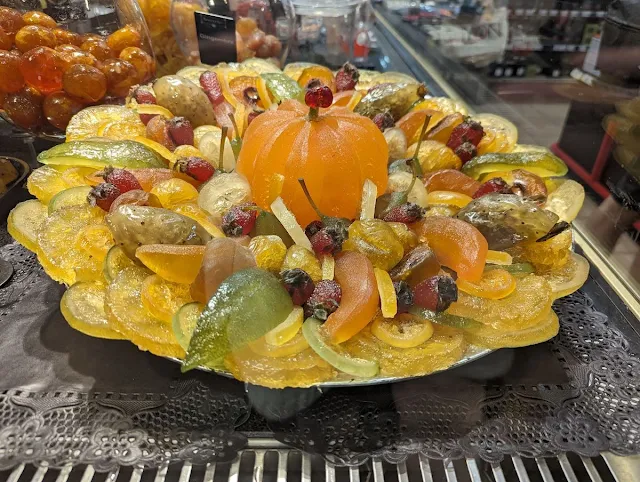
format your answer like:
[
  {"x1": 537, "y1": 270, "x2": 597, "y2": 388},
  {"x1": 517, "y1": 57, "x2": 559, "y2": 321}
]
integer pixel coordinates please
[
  {"x1": 0, "y1": 51, "x2": 25, "y2": 93},
  {"x1": 63, "y1": 64, "x2": 107, "y2": 103},
  {"x1": 119, "y1": 46, "x2": 155, "y2": 83},
  {"x1": 20, "y1": 46, "x2": 65, "y2": 94},
  {"x1": 4, "y1": 88, "x2": 43, "y2": 129},
  {"x1": 22, "y1": 11, "x2": 57, "y2": 28},
  {"x1": 15, "y1": 25, "x2": 57, "y2": 52},
  {"x1": 43, "y1": 92, "x2": 83, "y2": 129},
  {"x1": 0, "y1": 27, "x2": 12, "y2": 50},
  {"x1": 107, "y1": 25, "x2": 141, "y2": 54},
  {"x1": 0, "y1": 7, "x2": 25, "y2": 35}
]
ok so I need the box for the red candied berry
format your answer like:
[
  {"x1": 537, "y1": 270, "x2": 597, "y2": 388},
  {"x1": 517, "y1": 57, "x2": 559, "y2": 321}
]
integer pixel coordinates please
[
  {"x1": 221, "y1": 203, "x2": 258, "y2": 236},
  {"x1": 304, "y1": 280, "x2": 342, "y2": 321},
  {"x1": 87, "y1": 182, "x2": 121, "y2": 211},
  {"x1": 132, "y1": 86, "x2": 156, "y2": 105},
  {"x1": 381, "y1": 202, "x2": 424, "y2": 224},
  {"x1": 335, "y1": 61, "x2": 359, "y2": 92},
  {"x1": 174, "y1": 156, "x2": 215, "y2": 182},
  {"x1": 167, "y1": 116, "x2": 194, "y2": 146},
  {"x1": 393, "y1": 280, "x2": 414, "y2": 314},
  {"x1": 414, "y1": 275, "x2": 458, "y2": 312},
  {"x1": 200, "y1": 71, "x2": 225, "y2": 107},
  {"x1": 446, "y1": 119, "x2": 484, "y2": 151},
  {"x1": 305, "y1": 220, "x2": 324, "y2": 238},
  {"x1": 372, "y1": 111, "x2": 395, "y2": 132},
  {"x1": 309, "y1": 223, "x2": 348, "y2": 256},
  {"x1": 281, "y1": 268, "x2": 315, "y2": 305},
  {"x1": 473, "y1": 177, "x2": 511, "y2": 199},
  {"x1": 98, "y1": 167, "x2": 141, "y2": 193},
  {"x1": 305, "y1": 85, "x2": 333, "y2": 109},
  {"x1": 454, "y1": 141, "x2": 477, "y2": 164}
]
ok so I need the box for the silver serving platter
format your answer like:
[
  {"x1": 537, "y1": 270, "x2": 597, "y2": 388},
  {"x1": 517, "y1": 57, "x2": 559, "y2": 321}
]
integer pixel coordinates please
[{"x1": 167, "y1": 345, "x2": 494, "y2": 388}]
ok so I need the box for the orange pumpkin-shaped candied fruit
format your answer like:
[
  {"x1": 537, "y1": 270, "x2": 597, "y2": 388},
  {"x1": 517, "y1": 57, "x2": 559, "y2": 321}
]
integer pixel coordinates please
[{"x1": 236, "y1": 98, "x2": 389, "y2": 227}]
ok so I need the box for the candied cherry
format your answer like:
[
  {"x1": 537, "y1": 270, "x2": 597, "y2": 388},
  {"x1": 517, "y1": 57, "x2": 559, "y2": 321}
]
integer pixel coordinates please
[
  {"x1": 446, "y1": 119, "x2": 484, "y2": 151},
  {"x1": 246, "y1": 30, "x2": 265, "y2": 51},
  {"x1": 98, "y1": 166, "x2": 142, "y2": 193},
  {"x1": 43, "y1": 91, "x2": 82, "y2": 129},
  {"x1": 304, "y1": 279, "x2": 342, "y2": 321},
  {"x1": 305, "y1": 84, "x2": 333, "y2": 109},
  {"x1": 3, "y1": 87, "x2": 43, "y2": 129},
  {"x1": 88, "y1": 182, "x2": 121, "y2": 211},
  {"x1": 101, "y1": 58, "x2": 137, "y2": 97},
  {"x1": 174, "y1": 156, "x2": 215, "y2": 182},
  {"x1": 20, "y1": 46, "x2": 65, "y2": 94},
  {"x1": 59, "y1": 49, "x2": 98, "y2": 71},
  {"x1": 0, "y1": 50, "x2": 25, "y2": 93},
  {"x1": 80, "y1": 39, "x2": 113, "y2": 61},
  {"x1": 282, "y1": 268, "x2": 315, "y2": 306},
  {"x1": 53, "y1": 29, "x2": 82, "y2": 46},
  {"x1": 119, "y1": 46, "x2": 155, "y2": 83},
  {"x1": 15, "y1": 25, "x2": 57, "y2": 52},
  {"x1": 264, "y1": 35, "x2": 282, "y2": 57},
  {"x1": 0, "y1": 7, "x2": 25, "y2": 35},
  {"x1": 132, "y1": 85, "x2": 156, "y2": 104},
  {"x1": 373, "y1": 111, "x2": 395, "y2": 131},
  {"x1": 22, "y1": 11, "x2": 57, "y2": 28},
  {"x1": 0, "y1": 27, "x2": 12, "y2": 51},
  {"x1": 62, "y1": 64, "x2": 106, "y2": 103},
  {"x1": 106, "y1": 25, "x2": 141, "y2": 54}
]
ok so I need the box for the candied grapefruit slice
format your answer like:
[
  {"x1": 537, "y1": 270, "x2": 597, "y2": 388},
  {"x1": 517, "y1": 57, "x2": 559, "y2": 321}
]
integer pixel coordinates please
[{"x1": 464, "y1": 310, "x2": 559, "y2": 349}]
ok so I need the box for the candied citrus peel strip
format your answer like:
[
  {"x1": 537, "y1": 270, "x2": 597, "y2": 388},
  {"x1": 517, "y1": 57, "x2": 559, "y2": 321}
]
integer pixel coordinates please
[
  {"x1": 360, "y1": 179, "x2": 377, "y2": 220},
  {"x1": 374, "y1": 268, "x2": 397, "y2": 318},
  {"x1": 346, "y1": 91, "x2": 364, "y2": 111},
  {"x1": 322, "y1": 255, "x2": 335, "y2": 280},
  {"x1": 270, "y1": 197, "x2": 313, "y2": 250},
  {"x1": 264, "y1": 306, "x2": 304, "y2": 346}
]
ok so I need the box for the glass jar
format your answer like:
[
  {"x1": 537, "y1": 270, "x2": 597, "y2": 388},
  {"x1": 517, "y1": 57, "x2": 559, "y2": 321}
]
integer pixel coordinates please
[{"x1": 0, "y1": 0, "x2": 155, "y2": 137}]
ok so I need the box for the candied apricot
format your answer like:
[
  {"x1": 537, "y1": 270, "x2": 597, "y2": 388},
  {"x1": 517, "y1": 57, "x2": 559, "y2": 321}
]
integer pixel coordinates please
[
  {"x1": 106, "y1": 25, "x2": 141, "y2": 54},
  {"x1": 20, "y1": 47, "x2": 64, "y2": 94},
  {"x1": 101, "y1": 58, "x2": 137, "y2": 97},
  {"x1": 22, "y1": 11, "x2": 57, "y2": 28},
  {"x1": 62, "y1": 64, "x2": 106, "y2": 103},
  {"x1": 15, "y1": 25, "x2": 57, "y2": 52},
  {"x1": 0, "y1": 27, "x2": 12, "y2": 51},
  {"x1": 424, "y1": 169, "x2": 481, "y2": 197},
  {"x1": 59, "y1": 49, "x2": 97, "y2": 71},
  {"x1": 119, "y1": 46, "x2": 155, "y2": 83},
  {"x1": 396, "y1": 109, "x2": 444, "y2": 145},
  {"x1": 0, "y1": 50, "x2": 25, "y2": 93},
  {"x1": 0, "y1": 7, "x2": 25, "y2": 35},
  {"x1": 80, "y1": 39, "x2": 113, "y2": 61},
  {"x1": 3, "y1": 88, "x2": 43, "y2": 129},
  {"x1": 53, "y1": 29, "x2": 82, "y2": 46},
  {"x1": 414, "y1": 216, "x2": 488, "y2": 282},
  {"x1": 43, "y1": 91, "x2": 83, "y2": 129}
]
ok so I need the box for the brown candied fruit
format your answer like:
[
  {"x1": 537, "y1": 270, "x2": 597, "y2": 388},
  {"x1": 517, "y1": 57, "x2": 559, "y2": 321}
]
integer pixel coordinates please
[
  {"x1": 22, "y1": 11, "x2": 57, "y2": 29},
  {"x1": 0, "y1": 7, "x2": 25, "y2": 35},
  {"x1": 3, "y1": 87, "x2": 43, "y2": 129},
  {"x1": 101, "y1": 58, "x2": 137, "y2": 97},
  {"x1": 59, "y1": 49, "x2": 97, "y2": 71},
  {"x1": 0, "y1": 27, "x2": 12, "y2": 51},
  {"x1": 80, "y1": 39, "x2": 113, "y2": 61},
  {"x1": 53, "y1": 28, "x2": 82, "y2": 46},
  {"x1": 15, "y1": 25, "x2": 57, "y2": 52},
  {"x1": 43, "y1": 91, "x2": 82, "y2": 129},
  {"x1": 20, "y1": 46, "x2": 64, "y2": 94},
  {"x1": 106, "y1": 25, "x2": 141, "y2": 54},
  {"x1": 236, "y1": 17, "x2": 257, "y2": 37},
  {"x1": 0, "y1": 50, "x2": 25, "y2": 93},
  {"x1": 62, "y1": 64, "x2": 107, "y2": 103},
  {"x1": 119, "y1": 46, "x2": 155, "y2": 83}
]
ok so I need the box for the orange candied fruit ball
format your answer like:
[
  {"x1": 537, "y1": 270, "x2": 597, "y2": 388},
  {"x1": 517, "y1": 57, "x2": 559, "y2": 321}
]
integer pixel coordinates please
[
  {"x1": 62, "y1": 64, "x2": 107, "y2": 103},
  {"x1": 59, "y1": 49, "x2": 98, "y2": 71},
  {"x1": 80, "y1": 39, "x2": 113, "y2": 61},
  {"x1": 119, "y1": 46, "x2": 155, "y2": 83},
  {"x1": 101, "y1": 58, "x2": 137, "y2": 97},
  {"x1": 236, "y1": 17, "x2": 257, "y2": 37},
  {"x1": 0, "y1": 50, "x2": 25, "y2": 93},
  {"x1": 3, "y1": 87, "x2": 43, "y2": 129},
  {"x1": 0, "y1": 7, "x2": 25, "y2": 35},
  {"x1": 43, "y1": 91, "x2": 83, "y2": 129},
  {"x1": 15, "y1": 25, "x2": 57, "y2": 52},
  {"x1": 56, "y1": 43, "x2": 79, "y2": 54},
  {"x1": 22, "y1": 11, "x2": 57, "y2": 29},
  {"x1": 0, "y1": 27, "x2": 12, "y2": 51},
  {"x1": 20, "y1": 46, "x2": 65, "y2": 94},
  {"x1": 53, "y1": 28, "x2": 82, "y2": 46},
  {"x1": 106, "y1": 25, "x2": 141, "y2": 54}
]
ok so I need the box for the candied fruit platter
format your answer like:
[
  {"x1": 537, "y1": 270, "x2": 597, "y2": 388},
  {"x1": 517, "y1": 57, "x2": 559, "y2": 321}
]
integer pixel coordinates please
[{"x1": 7, "y1": 57, "x2": 590, "y2": 388}]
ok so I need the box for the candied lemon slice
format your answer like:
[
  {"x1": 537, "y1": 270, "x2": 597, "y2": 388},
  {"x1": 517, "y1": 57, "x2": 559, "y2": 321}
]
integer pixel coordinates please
[
  {"x1": 264, "y1": 306, "x2": 304, "y2": 346},
  {"x1": 464, "y1": 310, "x2": 559, "y2": 349},
  {"x1": 544, "y1": 179, "x2": 585, "y2": 223},
  {"x1": 60, "y1": 167, "x2": 97, "y2": 187},
  {"x1": 371, "y1": 313, "x2": 434, "y2": 348},
  {"x1": 141, "y1": 274, "x2": 193, "y2": 323},
  {"x1": 67, "y1": 105, "x2": 141, "y2": 141},
  {"x1": 171, "y1": 203, "x2": 225, "y2": 238},
  {"x1": 48, "y1": 186, "x2": 92, "y2": 214},
  {"x1": 322, "y1": 255, "x2": 335, "y2": 280},
  {"x1": 544, "y1": 253, "x2": 589, "y2": 299},
  {"x1": 103, "y1": 245, "x2": 135, "y2": 282},
  {"x1": 374, "y1": 268, "x2": 397, "y2": 318},
  {"x1": 172, "y1": 302, "x2": 204, "y2": 350},
  {"x1": 37, "y1": 205, "x2": 105, "y2": 285},
  {"x1": 60, "y1": 281, "x2": 123, "y2": 339},
  {"x1": 427, "y1": 191, "x2": 473, "y2": 208},
  {"x1": 8, "y1": 200, "x2": 48, "y2": 252},
  {"x1": 74, "y1": 224, "x2": 114, "y2": 260},
  {"x1": 136, "y1": 244, "x2": 205, "y2": 284},
  {"x1": 249, "y1": 331, "x2": 309, "y2": 358},
  {"x1": 360, "y1": 179, "x2": 377, "y2": 220},
  {"x1": 485, "y1": 250, "x2": 512, "y2": 265},
  {"x1": 150, "y1": 178, "x2": 199, "y2": 208},
  {"x1": 27, "y1": 165, "x2": 69, "y2": 204},
  {"x1": 473, "y1": 113, "x2": 518, "y2": 153},
  {"x1": 106, "y1": 266, "x2": 184, "y2": 358},
  {"x1": 271, "y1": 197, "x2": 313, "y2": 250},
  {"x1": 457, "y1": 268, "x2": 517, "y2": 300}
]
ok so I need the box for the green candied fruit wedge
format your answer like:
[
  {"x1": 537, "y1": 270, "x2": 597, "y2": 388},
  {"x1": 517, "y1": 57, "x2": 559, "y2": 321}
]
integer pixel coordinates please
[
  {"x1": 172, "y1": 302, "x2": 204, "y2": 350},
  {"x1": 261, "y1": 73, "x2": 304, "y2": 103},
  {"x1": 250, "y1": 210, "x2": 294, "y2": 247},
  {"x1": 354, "y1": 82, "x2": 427, "y2": 120},
  {"x1": 485, "y1": 262, "x2": 535, "y2": 275},
  {"x1": 302, "y1": 318, "x2": 379, "y2": 377},
  {"x1": 183, "y1": 268, "x2": 293, "y2": 370},
  {"x1": 461, "y1": 152, "x2": 568, "y2": 180},
  {"x1": 48, "y1": 186, "x2": 92, "y2": 214},
  {"x1": 38, "y1": 140, "x2": 166, "y2": 169}
]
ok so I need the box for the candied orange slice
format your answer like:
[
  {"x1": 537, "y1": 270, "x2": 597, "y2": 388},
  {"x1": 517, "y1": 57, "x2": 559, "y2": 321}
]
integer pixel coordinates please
[
  {"x1": 374, "y1": 268, "x2": 397, "y2": 318},
  {"x1": 457, "y1": 268, "x2": 516, "y2": 300},
  {"x1": 332, "y1": 90, "x2": 356, "y2": 107},
  {"x1": 66, "y1": 105, "x2": 140, "y2": 141},
  {"x1": 264, "y1": 306, "x2": 304, "y2": 346},
  {"x1": 473, "y1": 113, "x2": 518, "y2": 153},
  {"x1": 371, "y1": 313, "x2": 433, "y2": 348},
  {"x1": 132, "y1": 104, "x2": 174, "y2": 119},
  {"x1": 133, "y1": 136, "x2": 177, "y2": 165},
  {"x1": 150, "y1": 178, "x2": 199, "y2": 208},
  {"x1": 174, "y1": 145, "x2": 204, "y2": 159},
  {"x1": 141, "y1": 274, "x2": 193, "y2": 323},
  {"x1": 8, "y1": 200, "x2": 48, "y2": 252},
  {"x1": 396, "y1": 109, "x2": 444, "y2": 145},
  {"x1": 412, "y1": 97, "x2": 467, "y2": 116},
  {"x1": 414, "y1": 217, "x2": 488, "y2": 282},
  {"x1": 323, "y1": 251, "x2": 380, "y2": 344},
  {"x1": 424, "y1": 169, "x2": 480, "y2": 197},
  {"x1": 60, "y1": 167, "x2": 98, "y2": 187},
  {"x1": 297, "y1": 65, "x2": 336, "y2": 91},
  {"x1": 408, "y1": 141, "x2": 461, "y2": 173},
  {"x1": 97, "y1": 119, "x2": 146, "y2": 140},
  {"x1": 135, "y1": 244, "x2": 206, "y2": 284},
  {"x1": 27, "y1": 165, "x2": 69, "y2": 204},
  {"x1": 427, "y1": 191, "x2": 473, "y2": 208}
]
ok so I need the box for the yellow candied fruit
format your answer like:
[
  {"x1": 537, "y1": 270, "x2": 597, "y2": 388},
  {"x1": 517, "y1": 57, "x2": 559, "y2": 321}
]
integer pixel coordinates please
[
  {"x1": 508, "y1": 229, "x2": 572, "y2": 273},
  {"x1": 150, "y1": 178, "x2": 199, "y2": 208},
  {"x1": 141, "y1": 274, "x2": 193, "y2": 323},
  {"x1": 281, "y1": 245, "x2": 322, "y2": 282},
  {"x1": 387, "y1": 222, "x2": 419, "y2": 252},
  {"x1": 74, "y1": 224, "x2": 114, "y2": 261},
  {"x1": 249, "y1": 235, "x2": 287, "y2": 273}
]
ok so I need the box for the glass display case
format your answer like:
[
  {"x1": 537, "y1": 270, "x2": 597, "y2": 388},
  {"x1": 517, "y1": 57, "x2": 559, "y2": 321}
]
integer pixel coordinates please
[{"x1": 1, "y1": 0, "x2": 640, "y2": 480}]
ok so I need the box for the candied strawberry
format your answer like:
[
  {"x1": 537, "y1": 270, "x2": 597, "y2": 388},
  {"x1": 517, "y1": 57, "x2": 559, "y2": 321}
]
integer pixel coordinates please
[
  {"x1": 87, "y1": 182, "x2": 121, "y2": 211},
  {"x1": 335, "y1": 62, "x2": 359, "y2": 92},
  {"x1": 304, "y1": 280, "x2": 342, "y2": 321},
  {"x1": 454, "y1": 141, "x2": 477, "y2": 164},
  {"x1": 221, "y1": 203, "x2": 258, "y2": 236},
  {"x1": 381, "y1": 202, "x2": 424, "y2": 224},
  {"x1": 446, "y1": 119, "x2": 484, "y2": 151},
  {"x1": 281, "y1": 268, "x2": 315, "y2": 305},
  {"x1": 98, "y1": 166, "x2": 142, "y2": 193},
  {"x1": 372, "y1": 111, "x2": 395, "y2": 131},
  {"x1": 473, "y1": 178, "x2": 511, "y2": 198},
  {"x1": 174, "y1": 156, "x2": 215, "y2": 182}
]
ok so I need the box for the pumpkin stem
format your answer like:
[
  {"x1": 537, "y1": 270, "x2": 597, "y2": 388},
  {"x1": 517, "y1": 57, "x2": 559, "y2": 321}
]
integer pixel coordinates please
[
  {"x1": 219, "y1": 126, "x2": 228, "y2": 171},
  {"x1": 410, "y1": 114, "x2": 430, "y2": 178},
  {"x1": 307, "y1": 107, "x2": 319, "y2": 121},
  {"x1": 298, "y1": 178, "x2": 326, "y2": 221}
]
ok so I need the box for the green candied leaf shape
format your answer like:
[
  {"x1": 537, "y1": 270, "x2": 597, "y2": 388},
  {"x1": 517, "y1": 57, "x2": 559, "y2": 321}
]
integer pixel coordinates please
[
  {"x1": 461, "y1": 152, "x2": 568, "y2": 179},
  {"x1": 37, "y1": 140, "x2": 166, "y2": 169},
  {"x1": 183, "y1": 268, "x2": 293, "y2": 371},
  {"x1": 261, "y1": 73, "x2": 305, "y2": 103},
  {"x1": 250, "y1": 210, "x2": 294, "y2": 247}
]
